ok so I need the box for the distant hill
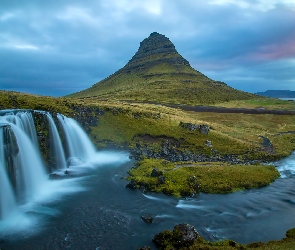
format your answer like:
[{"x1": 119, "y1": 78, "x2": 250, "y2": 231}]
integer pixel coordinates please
[
  {"x1": 256, "y1": 90, "x2": 295, "y2": 98},
  {"x1": 69, "y1": 32, "x2": 256, "y2": 105}
]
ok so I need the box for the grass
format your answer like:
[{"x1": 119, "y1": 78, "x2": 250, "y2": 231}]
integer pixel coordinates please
[
  {"x1": 0, "y1": 90, "x2": 77, "y2": 115},
  {"x1": 154, "y1": 226, "x2": 295, "y2": 249},
  {"x1": 86, "y1": 100, "x2": 295, "y2": 161},
  {"x1": 127, "y1": 158, "x2": 280, "y2": 196},
  {"x1": 1, "y1": 91, "x2": 294, "y2": 161},
  {"x1": 1, "y1": 91, "x2": 295, "y2": 249},
  {"x1": 214, "y1": 98, "x2": 295, "y2": 111},
  {"x1": 68, "y1": 51, "x2": 257, "y2": 105}
]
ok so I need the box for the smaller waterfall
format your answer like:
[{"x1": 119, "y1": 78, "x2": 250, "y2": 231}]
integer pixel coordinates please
[
  {"x1": 57, "y1": 114, "x2": 96, "y2": 164},
  {"x1": 17, "y1": 112, "x2": 39, "y2": 147},
  {"x1": 10, "y1": 123, "x2": 47, "y2": 201},
  {"x1": 46, "y1": 113, "x2": 67, "y2": 169},
  {"x1": 5, "y1": 111, "x2": 39, "y2": 147}
]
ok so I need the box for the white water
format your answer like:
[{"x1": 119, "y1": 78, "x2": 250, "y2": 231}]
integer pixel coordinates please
[
  {"x1": 1, "y1": 108, "x2": 295, "y2": 248},
  {"x1": 0, "y1": 151, "x2": 130, "y2": 236},
  {"x1": 10, "y1": 123, "x2": 48, "y2": 202},
  {"x1": 57, "y1": 114, "x2": 96, "y2": 163},
  {"x1": 46, "y1": 112, "x2": 67, "y2": 169},
  {"x1": 17, "y1": 112, "x2": 39, "y2": 147},
  {"x1": 0, "y1": 109, "x2": 128, "y2": 234},
  {"x1": 275, "y1": 151, "x2": 295, "y2": 178}
]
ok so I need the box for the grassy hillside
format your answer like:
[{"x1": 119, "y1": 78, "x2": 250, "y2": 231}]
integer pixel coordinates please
[
  {"x1": 1, "y1": 91, "x2": 294, "y2": 162},
  {"x1": 69, "y1": 32, "x2": 257, "y2": 105}
]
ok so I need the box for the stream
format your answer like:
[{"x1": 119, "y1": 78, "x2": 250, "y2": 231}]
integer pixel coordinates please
[{"x1": 1, "y1": 151, "x2": 295, "y2": 250}]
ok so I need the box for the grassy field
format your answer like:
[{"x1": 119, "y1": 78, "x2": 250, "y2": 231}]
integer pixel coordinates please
[
  {"x1": 85, "y1": 100, "x2": 295, "y2": 160},
  {"x1": 1, "y1": 90, "x2": 295, "y2": 184},
  {"x1": 214, "y1": 98, "x2": 295, "y2": 111}
]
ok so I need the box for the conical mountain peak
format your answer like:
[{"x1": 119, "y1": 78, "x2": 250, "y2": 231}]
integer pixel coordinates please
[
  {"x1": 69, "y1": 32, "x2": 255, "y2": 105},
  {"x1": 123, "y1": 32, "x2": 190, "y2": 72},
  {"x1": 132, "y1": 32, "x2": 177, "y2": 60}
]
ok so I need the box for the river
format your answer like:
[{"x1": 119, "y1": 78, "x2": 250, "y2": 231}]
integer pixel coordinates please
[{"x1": 0, "y1": 150, "x2": 295, "y2": 250}]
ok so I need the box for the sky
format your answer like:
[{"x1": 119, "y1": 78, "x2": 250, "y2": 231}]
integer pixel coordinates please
[{"x1": 0, "y1": 0, "x2": 295, "y2": 97}]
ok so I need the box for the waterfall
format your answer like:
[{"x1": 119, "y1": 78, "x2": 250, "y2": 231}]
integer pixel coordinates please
[
  {"x1": 57, "y1": 114, "x2": 96, "y2": 164},
  {"x1": 0, "y1": 109, "x2": 97, "y2": 223},
  {"x1": 46, "y1": 112, "x2": 67, "y2": 169},
  {"x1": 0, "y1": 126, "x2": 17, "y2": 219},
  {"x1": 17, "y1": 111, "x2": 39, "y2": 148},
  {"x1": 8, "y1": 123, "x2": 47, "y2": 202}
]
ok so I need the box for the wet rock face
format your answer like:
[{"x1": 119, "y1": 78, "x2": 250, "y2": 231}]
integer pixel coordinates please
[{"x1": 2, "y1": 125, "x2": 19, "y2": 189}]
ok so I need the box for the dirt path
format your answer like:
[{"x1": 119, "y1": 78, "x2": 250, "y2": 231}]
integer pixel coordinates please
[{"x1": 166, "y1": 104, "x2": 295, "y2": 115}]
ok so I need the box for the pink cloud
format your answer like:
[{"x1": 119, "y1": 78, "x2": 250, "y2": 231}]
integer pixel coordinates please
[{"x1": 248, "y1": 38, "x2": 295, "y2": 61}]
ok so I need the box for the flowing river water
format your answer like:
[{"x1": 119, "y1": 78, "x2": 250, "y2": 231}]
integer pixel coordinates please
[{"x1": 0, "y1": 151, "x2": 295, "y2": 250}]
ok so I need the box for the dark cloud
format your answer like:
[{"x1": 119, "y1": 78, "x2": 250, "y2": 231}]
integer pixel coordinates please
[{"x1": 0, "y1": 0, "x2": 294, "y2": 96}]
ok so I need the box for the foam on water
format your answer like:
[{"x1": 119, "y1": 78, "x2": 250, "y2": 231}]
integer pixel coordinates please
[
  {"x1": 0, "y1": 150, "x2": 130, "y2": 237},
  {"x1": 275, "y1": 151, "x2": 295, "y2": 178}
]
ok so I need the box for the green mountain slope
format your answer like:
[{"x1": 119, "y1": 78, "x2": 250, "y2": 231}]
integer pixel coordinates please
[{"x1": 69, "y1": 32, "x2": 256, "y2": 105}]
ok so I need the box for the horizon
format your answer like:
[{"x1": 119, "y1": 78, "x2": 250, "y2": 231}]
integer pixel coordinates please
[{"x1": 1, "y1": 0, "x2": 295, "y2": 97}]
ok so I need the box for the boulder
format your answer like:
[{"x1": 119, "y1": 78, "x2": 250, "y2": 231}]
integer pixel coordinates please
[
  {"x1": 151, "y1": 168, "x2": 163, "y2": 177},
  {"x1": 141, "y1": 214, "x2": 154, "y2": 223},
  {"x1": 153, "y1": 223, "x2": 199, "y2": 249},
  {"x1": 172, "y1": 223, "x2": 199, "y2": 247},
  {"x1": 126, "y1": 180, "x2": 137, "y2": 190},
  {"x1": 158, "y1": 176, "x2": 165, "y2": 184},
  {"x1": 137, "y1": 246, "x2": 151, "y2": 250},
  {"x1": 199, "y1": 125, "x2": 210, "y2": 134}
]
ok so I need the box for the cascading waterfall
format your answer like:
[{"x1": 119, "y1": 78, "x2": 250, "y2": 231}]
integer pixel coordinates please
[
  {"x1": 46, "y1": 112, "x2": 67, "y2": 169},
  {"x1": 17, "y1": 111, "x2": 39, "y2": 147},
  {"x1": 0, "y1": 109, "x2": 97, "y2": 223},
  {"x1": 5, "y1": 111, "x2": 39, "y2": 147},
  {"x1": 11, "y1": 123, "x2": 47, "y2": 201},
  {"x1": 57, "y1": 114, "x2": 96, "y2": 164}
]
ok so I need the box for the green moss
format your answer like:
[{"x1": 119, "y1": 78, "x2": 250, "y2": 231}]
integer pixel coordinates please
[
  {"x1": 127, "y1": 159, "x2": 280, "y2": 196},
  {"x1": 0, "y1": 90, "x2": 78, "y2": 115},
  {"x1": 153, "y1": 226, "x2": 295, "y2": 250}
]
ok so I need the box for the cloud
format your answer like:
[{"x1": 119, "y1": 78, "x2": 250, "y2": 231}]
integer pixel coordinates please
[{"x1": 0, "y1": 0, "x2": 294, "y2": 96}]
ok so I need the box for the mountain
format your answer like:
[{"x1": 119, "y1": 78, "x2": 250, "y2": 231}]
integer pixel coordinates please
[
  {"x1": 256, "y1": 90, "x2": 295, "y2": 98},
  {"x1": 69, "y1": 32, "x2": 256, "y2": 105}
]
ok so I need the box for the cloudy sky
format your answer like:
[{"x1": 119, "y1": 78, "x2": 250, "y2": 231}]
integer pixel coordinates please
[{"x1": 1, "y1": 0, "x2": 295, "y2": 97}]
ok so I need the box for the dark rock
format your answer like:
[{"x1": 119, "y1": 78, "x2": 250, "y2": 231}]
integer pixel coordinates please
[
  {"x1": 141, "y1": 214, "x2": 154, "y2": 223},
  {"x1": 151, "y1": 168, "x2": 163, "y2": 177},
  {"x1": 49, "y1": 173, "x2": 62, "y2": 179},
  {"x1": 153, "y1": 224, "x2": 198, "y2": 249},
  {"x1": 199, "y1": 124, "x2": 210, "y2": 134},
  {"x1": 137, "y1": 247, "x2": 151, "y2": 250},
  {"x1": 158, "y1": 176, "x2": 165, "y2": 184},
  {"x1": 172, "y1": 223, "x2": 199, "y2": 248},
  {"x1": 179, "y1": 122, "x2": 198, "y2": 131},
  {"x1": 126, "y1": 180, "x2": 137, "y2": 190}
]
